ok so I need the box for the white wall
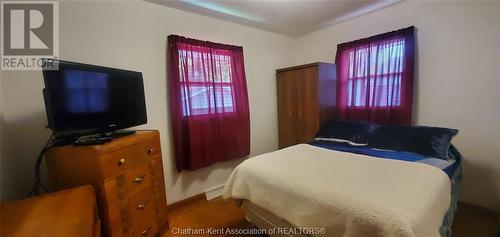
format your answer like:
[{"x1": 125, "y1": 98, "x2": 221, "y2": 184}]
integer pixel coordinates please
[
  {"x1": 292, "y1": 1, "x2": 500, "y2": 210},
  {"x1": 0, "y1": 71, "x2": 3, "y2": 203},
  {"x1": 0, "y1": 1, "x2": 294, "y2": 203},
  {"x1": 2, "y1": 0, "x2": 499, "y2": 211}
]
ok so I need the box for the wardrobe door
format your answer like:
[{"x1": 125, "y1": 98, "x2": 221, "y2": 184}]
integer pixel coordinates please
[
  {"x1": 296, "y1": 67, "x2": 319, "y2": 144},
  {"x1": 277, "y1": 71, "x2": 298, "y2": 149}
]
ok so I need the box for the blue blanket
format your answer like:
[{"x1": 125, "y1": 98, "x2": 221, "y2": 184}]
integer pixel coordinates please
[{"x1": 309, "y1": 140, "x2": 460, "y2": 178}]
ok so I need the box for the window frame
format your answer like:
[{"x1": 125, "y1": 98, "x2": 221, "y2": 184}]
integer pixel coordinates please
[
  {"x1": 344, "y1": 38, "x2": 405, "y2": 108},
  {"x1": 177, "y1": 46, "x2": 237, "y2": 117}
]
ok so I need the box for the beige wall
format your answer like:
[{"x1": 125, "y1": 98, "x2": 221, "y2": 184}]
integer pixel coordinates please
[
  {"x1": 292, "y1": 1, "x2": 500, "y2": 210},
  {"x1": 0, "y1": 1, "x2": 294, "y2": 203}
]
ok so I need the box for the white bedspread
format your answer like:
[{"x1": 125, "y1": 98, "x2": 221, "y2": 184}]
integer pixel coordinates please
[{"x1": 223, "y1": 144, "x2": 451, "y2": 237}]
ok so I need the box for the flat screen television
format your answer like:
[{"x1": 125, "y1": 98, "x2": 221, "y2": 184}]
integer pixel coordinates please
[{"x1": 42, "y1": 59, "x2": 147, "y2": 137}]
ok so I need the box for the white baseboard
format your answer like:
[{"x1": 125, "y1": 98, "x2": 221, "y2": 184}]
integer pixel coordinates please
[{"x1": 204, "y1": 184, "x2": 225, "y2": 200}]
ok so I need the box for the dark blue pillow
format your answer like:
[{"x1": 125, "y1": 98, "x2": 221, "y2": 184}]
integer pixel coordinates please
[
  {"x1": 368, "y1": 125, "x2": 458, "y2": 160},
  {"x1": 315, "y1": 120, "x2": 379, "y2": 144}
]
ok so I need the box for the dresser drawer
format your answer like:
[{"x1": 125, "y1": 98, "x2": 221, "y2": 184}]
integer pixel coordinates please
[
  {"x1": 124, "y1": 162, "x2": 152, "y2": 195},
  {"x1": 100, "y1": 138, "x2": 160, "y2": 179},
  {"x1": 103, "y1": 163, "x2": 153, "y2": 207},
  {"x1": 130, "y1": 219, "x2": 158, "y2": 237},
  {"x1": 105, "y1": 186, "x2": 158, "y2": 237},
  {"x1": 129, "y1": 188, "x2": 158, "y2": 237},
  {"x1": 127, "y1": 186, "x2": 156, "y2": 224},
  {"x1": 106, "y1": 205, "x2": 127, "y2": 237},
  {"x1": 149, "y1": 157, "x2": 168, "y2": 225},
  {"x1": 106, "y1": 209, "x2": 158, "y2": 237}
]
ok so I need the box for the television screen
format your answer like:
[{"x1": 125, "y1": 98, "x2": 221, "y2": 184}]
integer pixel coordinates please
[{"x1": 42, "y1": 60, "x2": 147, "y2": 134}]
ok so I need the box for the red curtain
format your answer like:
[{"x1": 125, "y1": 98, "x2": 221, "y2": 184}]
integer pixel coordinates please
[
  {"x1": 335, "y1": 26, "x2": 415, "y2": 125},
  {"x1": 167, "y1": 35, "x2": 250, "y2": 171}
]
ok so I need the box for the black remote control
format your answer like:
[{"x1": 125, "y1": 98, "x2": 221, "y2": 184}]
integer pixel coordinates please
[{"x1": 73, "y1": 137, "x2": 113, "y2": 146}]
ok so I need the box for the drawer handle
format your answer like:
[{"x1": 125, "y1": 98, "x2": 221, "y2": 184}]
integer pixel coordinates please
[
  {"x1": 137, "y1": 201, "x2": 149, "y2": 210},
  {"x1": 141, "y1": 226, "x2": 151, "y2": 236},
  {"x1": 147, "y1": 148, "x2": 154, "y2": 154},
  {"x1": 118, "y1": 158, "x2": 126, "y2": 166},
  {"x1": 133, "y1": 175, "x2": 146, "y2": 184}
]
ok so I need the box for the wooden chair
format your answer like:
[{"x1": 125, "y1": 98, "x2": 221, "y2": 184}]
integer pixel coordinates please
[{"x1": 1, "y1": 185, "x2": 100, "y2": 237}]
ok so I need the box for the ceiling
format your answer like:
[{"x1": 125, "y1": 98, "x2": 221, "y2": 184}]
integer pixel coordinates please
[{"x1": 148, "y1": 0, "x2": 401, "y2": 37}]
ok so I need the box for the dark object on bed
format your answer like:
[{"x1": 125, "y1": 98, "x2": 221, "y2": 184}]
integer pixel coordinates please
[
  {"x1": 368, "y1": 125, "x2": 458, "y2": 160},
  {"x1": 310, "y1": 140, "x2": 461, "y2": 178},
  {"x1": 315, "y1": 120, "x2": 379, "y2": 144}
]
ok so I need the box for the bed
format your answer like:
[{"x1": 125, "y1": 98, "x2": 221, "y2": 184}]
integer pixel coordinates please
[{"x1": 223, "y1": 122, "x2": 461, "y2": 237}]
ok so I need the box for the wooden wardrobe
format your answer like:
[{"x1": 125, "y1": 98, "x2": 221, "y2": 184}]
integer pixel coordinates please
[{"x1": 276, "y1": 62, "x2": 336, "y2": 148}]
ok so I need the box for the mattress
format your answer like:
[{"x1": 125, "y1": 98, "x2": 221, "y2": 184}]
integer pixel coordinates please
[
  {"x1": 223, "y1": 144, "x2": 452, "y2": 237},
  {"x1": 241, "y1": 166, "x2": 462, "y2": 237},
  {"x1": 291, "y1": 140, "x2": 462, "y2": 237}
]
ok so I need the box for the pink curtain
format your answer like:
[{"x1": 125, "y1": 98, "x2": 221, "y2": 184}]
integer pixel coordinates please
[
  {"x1": 167, "y1": 35, "x2": 250, "y2": 171},
  {"x1": 335, "y1": 26, "x2": 415, "y2": 125}
]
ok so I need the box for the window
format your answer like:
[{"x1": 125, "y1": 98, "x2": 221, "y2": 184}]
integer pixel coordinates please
[
  {"x1": 178, "y1": 47, "x2": 235, "y2": 116},
  {"x1": 167, "y1": 35, "x2": 250, "y2": 171},
  {"x1": 335, "y1": 26, "x2": 415, "y2": 125},
  {"x1": 346, "y1": 38, "x2": 405, "y2": 107}
]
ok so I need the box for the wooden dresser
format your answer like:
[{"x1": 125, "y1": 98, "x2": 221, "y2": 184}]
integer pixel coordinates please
[
  {"x1": 276, "y1": 62, "x2": 336, "y2": 148},
  {"x1": 46, "y1": 130, "x2": 167, "y2": 237}
]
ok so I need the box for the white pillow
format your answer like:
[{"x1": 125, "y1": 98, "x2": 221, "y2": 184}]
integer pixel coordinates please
[{"x1": 314, "y1": 137, "x2": 368, "y2": 146}]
